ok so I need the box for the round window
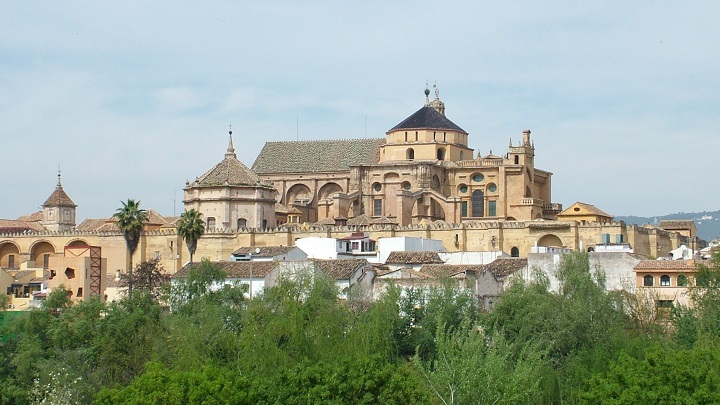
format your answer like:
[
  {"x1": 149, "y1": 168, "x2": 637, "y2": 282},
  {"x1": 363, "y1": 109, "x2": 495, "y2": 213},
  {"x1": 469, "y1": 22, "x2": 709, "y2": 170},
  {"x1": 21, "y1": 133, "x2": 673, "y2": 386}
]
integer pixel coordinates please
[
  {"x1": 459, "y1": 185, "x2": 468, "y2": 193},
  {"x1": 488, "y1": 183, "x2": 497, "y2": 192},
  {"x1": 402, "y1": 182, "x2": 411, "y2": 190},
  {"x1": 473, "y1": 173, "x2": 484, "y2": 182},
  {"x1": 373, "y1": 183, "x2": 382, "y2": 192}
]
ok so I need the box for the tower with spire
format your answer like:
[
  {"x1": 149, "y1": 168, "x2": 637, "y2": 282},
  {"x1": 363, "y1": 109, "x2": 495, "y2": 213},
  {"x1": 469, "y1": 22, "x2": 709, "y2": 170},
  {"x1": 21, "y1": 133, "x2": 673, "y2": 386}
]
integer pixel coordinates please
[{"x1": 41, "y1": 170, "x2": 77, "y2": 232}]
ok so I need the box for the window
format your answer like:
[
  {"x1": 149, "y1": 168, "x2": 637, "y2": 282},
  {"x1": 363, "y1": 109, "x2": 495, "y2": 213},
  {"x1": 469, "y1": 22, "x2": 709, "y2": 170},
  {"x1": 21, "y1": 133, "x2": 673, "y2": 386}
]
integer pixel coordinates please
[
  {"x1": 488, "y1": 201, "x2": 497, "y2": 217},
  {"x1": 643, "y1": 275, "x2": 654, "y2": 287},
  {"x1": 616, "y1": 234, "x2": 624, "y2": 243},
  {"x1": 402, "y1": 182, "x2": 411, "y2": 190},
  {"x1": 237, "y1": 218, "x2": 247, "y2": 228},
  {"x1": 77, "y1": 287, "x2": 83, "y2": 298},
  {"x1": 461, "y1": 201, "x2": 468, "y2": 218},
  {"x1": 678, "y1": 274, "x2": 689, "y2": 287},
  {"x1": 43, "y1": 254, "x2": 50, "y2": 269},
  {"x1": 511, "y1": 247, "x2": 519, "y2": 257},
  {"x1": 602, "y1": 233, "x2": 611, "y2": 244},
  {"x1": 8, "y1": 254, "x2": 14, "y2": 269},
  {"x1": 65, "y1": 267, "x2": 75, "y2": 279},
  {"x1": 207, "y1": 217, "x2": 216, "y2": 229},
  {"x1": 514, "y1": 155, "x2": 519, "y2": 164},
  {"x1": 488, "y1": 183, "x2": 497, "y2": 192},
  {"x1": 660, "y1": 275, "x2": 671, "y2": 286},
  {"x1": 406, "y1": 148, "x2": 414, "y2": 160},
  {"x1": 437, "y1": 148, "x2": 445, "y2": 160},
  {"x1": 459, "y1": 184, "x2": 468, "y2": 193},
  {"x1": 472, "y1": 190, "x2": 484, "y2": 217},
  {"x1": 373, "y1": 182, "x2": 382, "y2": 192},
  {"x1": 472, "y1": 173, "x2": 484, "y2": 182},
  {"x1": 373, "y1": 199, "x2": 382, "y2": 216},
  {"x1": 415, "y1": 131, "x2": 418, "y2": 141}
]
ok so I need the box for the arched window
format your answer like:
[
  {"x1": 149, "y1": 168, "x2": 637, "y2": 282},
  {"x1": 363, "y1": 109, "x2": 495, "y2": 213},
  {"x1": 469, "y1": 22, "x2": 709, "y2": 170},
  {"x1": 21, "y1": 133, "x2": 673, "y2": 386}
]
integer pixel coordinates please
[
  {"x1": 660, "y1": 275, "x2": 671, "y2": 286},
  {"x1": 472, "y1": 190, "x2": 484, "y2": 217},
  {"x1": 511, "y1": 247, "x2": 519, "y2": 257},
  {"x1": 207, "y1": 217, "x2": 216, "y2": 230},
  {"x1": 237, "y1": 218, "x2": 247, "y2": 229},
  {"x1": 678, "y1": 274, "x2": 689, "y2": 287},
  {"x1": 406, "y1": 148, "x2": 414, "y2": 160},
  {"x1": 437, "y1": 147, "x2": 445, "y2": 160},
  {"x1": 643, "y1": 275, "x2": 654, "y2": 287}
]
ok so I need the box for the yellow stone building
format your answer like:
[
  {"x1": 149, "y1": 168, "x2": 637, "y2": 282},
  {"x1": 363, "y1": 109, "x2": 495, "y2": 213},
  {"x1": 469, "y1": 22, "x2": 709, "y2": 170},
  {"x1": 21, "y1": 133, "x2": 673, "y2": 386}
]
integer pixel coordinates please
[
  {"x1": 252, "y1": 87, "x2": 561, "y2": 226},
  {"x1": 0, "y1": 87, "x2": 700, "y2": 308}
]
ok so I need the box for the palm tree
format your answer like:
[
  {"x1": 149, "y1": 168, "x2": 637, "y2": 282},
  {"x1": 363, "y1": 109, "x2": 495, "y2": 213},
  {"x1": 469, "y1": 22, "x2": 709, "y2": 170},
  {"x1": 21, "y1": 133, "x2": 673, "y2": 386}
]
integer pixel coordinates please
[
  {"x1": 177, "y1": 208, "x2": 205, "y2": 264},
  {"x1": 113, "y1": 199, "x2": 148, "y2": 298}
]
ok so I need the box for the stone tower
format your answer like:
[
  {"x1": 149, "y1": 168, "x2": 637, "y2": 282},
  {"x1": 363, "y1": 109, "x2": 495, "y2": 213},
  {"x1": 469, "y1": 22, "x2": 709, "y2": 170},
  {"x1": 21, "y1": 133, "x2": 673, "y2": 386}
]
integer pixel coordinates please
[{"x1": 41, "y1": 172, "x2": 77, "y2": 232}]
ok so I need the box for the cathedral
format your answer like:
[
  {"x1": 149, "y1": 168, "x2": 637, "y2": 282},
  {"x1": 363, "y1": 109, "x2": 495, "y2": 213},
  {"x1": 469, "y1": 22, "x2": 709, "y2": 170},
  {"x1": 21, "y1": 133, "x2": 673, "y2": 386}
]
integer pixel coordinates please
[{"x1": 249, "y1": 86, "x2": 561, "y2": 227}]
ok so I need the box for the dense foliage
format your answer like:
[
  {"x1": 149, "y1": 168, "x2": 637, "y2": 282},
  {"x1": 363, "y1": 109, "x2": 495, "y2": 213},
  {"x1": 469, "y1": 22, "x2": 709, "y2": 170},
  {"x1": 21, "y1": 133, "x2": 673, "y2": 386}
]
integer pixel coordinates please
[{"x1": 1, "y1": 252, "x2": 720, "y2": 404}]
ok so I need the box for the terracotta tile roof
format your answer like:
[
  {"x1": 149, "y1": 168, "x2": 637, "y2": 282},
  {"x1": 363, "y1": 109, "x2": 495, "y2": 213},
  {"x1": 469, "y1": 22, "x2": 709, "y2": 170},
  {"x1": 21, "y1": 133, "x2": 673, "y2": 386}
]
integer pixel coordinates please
[
  {"x1": 42, "y1": 183, "x2": 76, "y2": 207},
  {"x1": 175, "y1": 260, "x2": 279, "y2": 278},
  {"x1": 559, "y1": 202, "x2": 612, "y2": 218},
  {"x1": 16, "y1": 211, "x2": 43, "y2": 222},
  {"x1": 419, "y1": 264, "x2": 481, "y2": 278},
  {"x1": 634, "y1": 260, "x2": 700, "y2": 271},
  {"x1": 659, "y1": 220, "x2": 696, "y2": 230},
  {"x1": 389, "y1": 106, "x2": 466, "y2": 133},
  {"x1": 314, "y1": 217, "x2": 336, "y2": 226},
  {"x1": 231, "y1": 246, "x2": 296, "y2": 257},
  {"x1": 190, "y1": 146, "x2": 269, "y2": 188},
  {"x1": 370, "y1": 216, "x2": 398, "y2": 225},
  {"x1": 252, "y1": 138, "x2": 385, "y2": 174},
  {"x1": 347, "y1": 214, "x2": 371, "y2": 226},
  {"x1": 76, "y1": 218, "x2": 116, "y2": 232},
  {"x1": 0, "y1": 219, "x2": 45, "y2": 233},
  {"x1": 312, "y1": 258, "x2": 369, "y2": 280},
  {"x1": 485, "y1": 258, "x2": 528, "y2": 277},
  {"x1": 385, "y1": 251, "x2": 444, "y2": 265},
  {"x1": 275, "y1": 203, "x2": 289, "y2": 214}
]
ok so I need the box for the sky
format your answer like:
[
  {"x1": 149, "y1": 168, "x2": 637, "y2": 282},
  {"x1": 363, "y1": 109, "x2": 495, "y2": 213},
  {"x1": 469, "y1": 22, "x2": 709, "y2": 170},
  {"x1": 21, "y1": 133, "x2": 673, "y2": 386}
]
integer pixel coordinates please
[{"x1": 2, "y1": 2, "x2": 719, "y2": 221}]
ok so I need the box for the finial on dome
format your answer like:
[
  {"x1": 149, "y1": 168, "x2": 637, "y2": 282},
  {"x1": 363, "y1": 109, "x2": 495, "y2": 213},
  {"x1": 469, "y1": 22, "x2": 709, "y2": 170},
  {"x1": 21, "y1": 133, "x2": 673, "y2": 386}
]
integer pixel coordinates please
[
  {"x1": 424, "y1": 81, "x2": 430, "y2": 106},
  {"x1": 225, "y1": 124, "x2": 237, "y2": 159},
  {"x1": 57, "y1": 164, "x2": 62, "y2": 187}
]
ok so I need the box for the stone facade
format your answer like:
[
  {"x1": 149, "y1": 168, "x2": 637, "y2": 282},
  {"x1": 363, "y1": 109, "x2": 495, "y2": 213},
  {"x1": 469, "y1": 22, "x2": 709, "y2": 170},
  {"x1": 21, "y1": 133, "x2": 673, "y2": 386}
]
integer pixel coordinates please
[{"x1": 252, "y1": 88, "x2": 561, "y2": 226}]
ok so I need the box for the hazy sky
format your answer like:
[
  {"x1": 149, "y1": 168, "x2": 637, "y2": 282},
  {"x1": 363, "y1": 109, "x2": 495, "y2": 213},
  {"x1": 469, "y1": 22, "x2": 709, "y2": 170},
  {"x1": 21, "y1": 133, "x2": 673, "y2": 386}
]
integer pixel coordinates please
[{"x1": 2, "y1": 2, "x2": 719, "y2": 221}]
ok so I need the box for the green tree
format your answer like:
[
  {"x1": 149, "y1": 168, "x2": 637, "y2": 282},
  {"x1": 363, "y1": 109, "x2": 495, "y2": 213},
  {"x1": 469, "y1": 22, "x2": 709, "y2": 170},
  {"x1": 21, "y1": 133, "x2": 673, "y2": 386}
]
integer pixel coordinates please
[
  {"x1": 113, "y1": 199, "x2": 148, "y2": 298},
  {"x1": 118, "y1": 257, "x2": 171, "y2": 301},
  {"x1": 176, "y1": 208, "x2": 205, "y2": 264}
]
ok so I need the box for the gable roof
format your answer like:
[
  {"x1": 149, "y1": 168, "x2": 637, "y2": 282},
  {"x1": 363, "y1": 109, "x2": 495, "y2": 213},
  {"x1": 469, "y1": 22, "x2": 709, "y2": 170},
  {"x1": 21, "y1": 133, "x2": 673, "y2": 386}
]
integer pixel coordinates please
[
  {"x1": 659, "y1": 220, "x2": 696, "y2": 230},
  {"x1": 312, "y1": 258, "x2": 369, "y2": 280},
  {"x1": 0, "y1": 219, "x2": 45, "y2": 233},
  {"x1": 558, "y1": 202, "x2": 612, "y2": 219},
  {"x1": 389, "y1": 106, "x2": 466, "y2": 134},
  {"x1": 484, "y1": 258, "x2": 528, "y2": 277},
  {"x1": 16, "y1": 211, "x2": 43, "y2": 222},
  {"x1": 634, "y1": 260, "x2": 699, "y2": 271},
  {"x1": 385, "y1": 251, "x2": 444, "y2": 265},
  {"x1": 419, "y1": 264, "x2": 482, "y2": 278},
  {"x1": 175, "y1": 260, "x2": 279, "y2": 278},
  {"x1": 252, "y1": 138, "x2": 385, "y2": 174},
  {"x1": 231, "y1": 246, "x2": 297, "y2": 257}
]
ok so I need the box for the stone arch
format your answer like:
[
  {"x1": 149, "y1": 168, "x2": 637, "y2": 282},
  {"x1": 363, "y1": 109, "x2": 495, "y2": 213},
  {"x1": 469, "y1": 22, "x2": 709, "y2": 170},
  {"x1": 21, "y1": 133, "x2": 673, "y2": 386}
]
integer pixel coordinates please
[
  {"x1": 286, "y1": 183, "x2": 313, "y2": 205},
  {"x1": 537, "y1": 234, "x2": 563, "y2": 248},
  {"x1": 411, "y1": 194, "x2": 446, "y2": 223},
  {"x1": 383, "y1": 172, "x2": 400, "y2": 182},
  {"x1": 30, "y1": 241, "x2": 56, "y2": 268},
  {"x1": 0, "y1": 241, "x2": 20, "y2": 269},
  {"x1": 318, "y1": 182, "x2": 343, "y2": 201},
  {"x1": 66, "y1": 239, "x2": 89, "y2": 249},
  {"x1": 431, "y1": 175, "x2": 441, "y2": 192}
]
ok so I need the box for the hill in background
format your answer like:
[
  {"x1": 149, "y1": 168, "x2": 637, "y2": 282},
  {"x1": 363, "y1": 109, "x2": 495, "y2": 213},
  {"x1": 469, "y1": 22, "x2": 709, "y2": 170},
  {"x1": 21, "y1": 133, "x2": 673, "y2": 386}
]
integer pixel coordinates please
[{"x1": 616, "y1": 211, "x2": 720, "y2": 242}]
